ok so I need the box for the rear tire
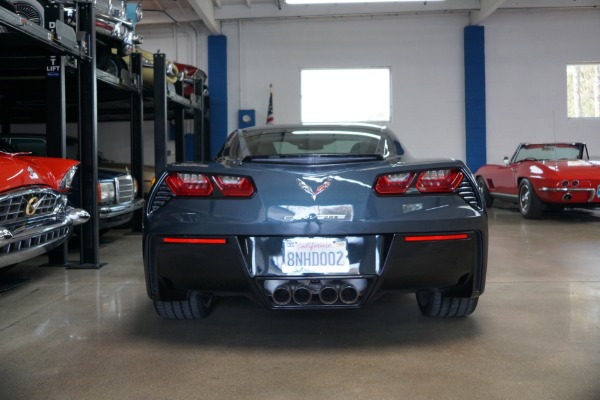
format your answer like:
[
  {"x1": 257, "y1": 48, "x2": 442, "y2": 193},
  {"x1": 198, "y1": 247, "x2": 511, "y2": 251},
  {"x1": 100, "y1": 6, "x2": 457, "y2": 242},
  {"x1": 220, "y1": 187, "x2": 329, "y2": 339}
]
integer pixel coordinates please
[
  {"x1": 416, "y1": 290, "x2": 478, "y2": 317},
  {"x1": 154, "y1": 291, "x2": 215, "y2": 319},
  {"x1": 518, "y1": 179, "x2": 543, "y2": 219},
  {"x1": 476, "y1": 176, "x2": 494, "y2": 207}
]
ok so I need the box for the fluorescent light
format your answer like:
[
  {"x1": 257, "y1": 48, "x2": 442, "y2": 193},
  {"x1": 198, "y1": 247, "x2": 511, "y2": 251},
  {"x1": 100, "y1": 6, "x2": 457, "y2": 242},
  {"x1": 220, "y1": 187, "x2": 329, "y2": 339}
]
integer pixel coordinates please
[{"x1": 286, "y1": 0, "x2": 444, "y2": 4}]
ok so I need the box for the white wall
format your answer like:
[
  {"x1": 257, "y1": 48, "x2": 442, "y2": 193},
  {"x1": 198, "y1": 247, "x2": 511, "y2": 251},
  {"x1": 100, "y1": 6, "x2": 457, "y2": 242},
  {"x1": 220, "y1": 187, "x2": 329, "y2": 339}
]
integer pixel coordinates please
[
  {"x1": 485, "y1": 10, "x2": 600, "y2": 163},
  {"x1": 223, "y1": 14, "x2": 468, "y2": 161},
  {"x1": 222, "y1": 9, "x2": 600, "y2": 164}
]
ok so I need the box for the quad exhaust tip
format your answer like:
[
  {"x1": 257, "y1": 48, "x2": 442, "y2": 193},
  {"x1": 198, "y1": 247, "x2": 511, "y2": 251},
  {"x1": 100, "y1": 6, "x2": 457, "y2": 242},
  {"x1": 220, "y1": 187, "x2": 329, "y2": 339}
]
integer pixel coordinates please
[
  {"x1": 339, "y1": 283, "x2": 359, "y2": 304},
  {"x1": 292, "y1": 285, "x2": 312, "y2": 305},
  {"x1": 267, "y1": 280, "x2": 363, "y2": 305},
  {"x1": 318, "y1": 284, "x2": 338, "y2": 305},
  {"x1": 272, "y1": 284, "x2": 292, "y2": 305}
]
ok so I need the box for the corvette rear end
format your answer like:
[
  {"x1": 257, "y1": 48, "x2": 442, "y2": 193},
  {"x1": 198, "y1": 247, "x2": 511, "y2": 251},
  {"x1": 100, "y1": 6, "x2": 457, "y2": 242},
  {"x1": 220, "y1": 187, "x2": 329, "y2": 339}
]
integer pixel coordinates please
[{"x1": 143, "y1": 125, "x2": 488, "y2": 319}]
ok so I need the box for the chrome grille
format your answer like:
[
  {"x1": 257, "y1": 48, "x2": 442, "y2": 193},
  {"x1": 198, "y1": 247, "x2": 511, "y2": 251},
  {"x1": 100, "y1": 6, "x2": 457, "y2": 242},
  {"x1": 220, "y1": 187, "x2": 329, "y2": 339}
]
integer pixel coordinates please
[
  {"x1": 0, "y1": 226, "x2": 70, "y2": 256},
  {"x1": 0, "y1": 188, "x2": 60, "y2": 224},
  {"x1": 456, "y1": 178, "x2": 482, "y2": 210},
  {"x1": 150, "y1": 182, "x2": 174, "y2": 213},
  {"x1": 116, "y1": 175, "x2": 135, "y2": 204}
]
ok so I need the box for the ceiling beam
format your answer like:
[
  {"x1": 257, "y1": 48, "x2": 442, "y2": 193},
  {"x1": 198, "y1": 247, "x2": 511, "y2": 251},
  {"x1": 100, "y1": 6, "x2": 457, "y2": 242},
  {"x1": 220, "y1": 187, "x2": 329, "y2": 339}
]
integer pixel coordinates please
[
  {"x1": 188, "y1": 0, "x2": 221, "y2": 34},
  {"x1": 470, "y1": 0, "x2": 506, "y2": 25}
]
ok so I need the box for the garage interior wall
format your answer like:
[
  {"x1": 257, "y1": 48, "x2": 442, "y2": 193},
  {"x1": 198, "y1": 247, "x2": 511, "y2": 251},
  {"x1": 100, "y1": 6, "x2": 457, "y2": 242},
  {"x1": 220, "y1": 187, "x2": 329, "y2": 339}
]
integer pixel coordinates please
[
  {"x1": 12, "y1": 10, "x2": 598, "y2": 166},
  {"x1": 223, "y1": 9, "x2": 600, "y2": 163},
  {"x1": 485, "y1": 10, "x2": 600, "y2": 163}
]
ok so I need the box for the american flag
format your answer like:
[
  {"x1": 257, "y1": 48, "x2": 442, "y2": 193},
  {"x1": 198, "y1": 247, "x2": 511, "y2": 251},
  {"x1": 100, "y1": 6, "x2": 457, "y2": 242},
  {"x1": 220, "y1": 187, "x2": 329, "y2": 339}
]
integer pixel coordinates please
[{"x1": 266, "y1": 84, "x2": 274, "y2": 125}]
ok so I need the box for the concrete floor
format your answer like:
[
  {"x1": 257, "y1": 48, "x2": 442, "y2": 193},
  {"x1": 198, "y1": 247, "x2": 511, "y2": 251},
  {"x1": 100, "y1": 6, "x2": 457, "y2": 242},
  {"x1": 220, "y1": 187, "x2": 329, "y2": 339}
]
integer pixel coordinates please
[{"x1": 1, "y1": 204, "x2": 599, "y2": 400}]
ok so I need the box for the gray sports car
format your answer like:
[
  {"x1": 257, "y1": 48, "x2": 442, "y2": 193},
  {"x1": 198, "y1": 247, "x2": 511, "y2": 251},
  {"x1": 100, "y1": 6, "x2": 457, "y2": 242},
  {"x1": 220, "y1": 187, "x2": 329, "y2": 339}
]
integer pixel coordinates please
[{"x1": 143, "y1": 124, "x2": 488, "y2": 319}]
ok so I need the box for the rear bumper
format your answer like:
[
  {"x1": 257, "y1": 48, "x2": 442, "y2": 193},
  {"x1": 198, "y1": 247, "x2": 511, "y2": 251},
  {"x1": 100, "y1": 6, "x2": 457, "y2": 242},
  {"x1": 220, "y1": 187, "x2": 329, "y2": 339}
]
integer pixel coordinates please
[
  {"x1": 144, "y1": 229, "x2": 487, "y2": 309},
  {"x1": 537, "y1": 186, "x2": 600, "y2": 205}
]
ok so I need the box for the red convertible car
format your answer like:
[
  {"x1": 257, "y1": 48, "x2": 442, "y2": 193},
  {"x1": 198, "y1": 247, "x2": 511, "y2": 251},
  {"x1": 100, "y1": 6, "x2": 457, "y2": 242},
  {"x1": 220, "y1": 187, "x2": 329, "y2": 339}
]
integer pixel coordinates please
[
  {"x1": 475, "y1": 142, "x2": 600, "y2": 218},
  {"x1": 0, "y1": 140, "x2": 89, "y2": 269}
]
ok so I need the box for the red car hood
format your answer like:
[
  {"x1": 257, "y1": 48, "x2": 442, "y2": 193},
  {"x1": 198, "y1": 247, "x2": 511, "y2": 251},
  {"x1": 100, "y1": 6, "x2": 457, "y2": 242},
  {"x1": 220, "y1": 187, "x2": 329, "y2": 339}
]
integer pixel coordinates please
[{"x1": 0, "y1": 153, "x2": 79, "y2": 193}]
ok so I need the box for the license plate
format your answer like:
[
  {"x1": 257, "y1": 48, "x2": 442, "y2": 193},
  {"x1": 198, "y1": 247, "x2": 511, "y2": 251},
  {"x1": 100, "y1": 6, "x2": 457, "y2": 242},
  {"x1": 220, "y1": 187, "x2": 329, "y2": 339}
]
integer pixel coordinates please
[{"x1": 281, "y1": 237, "x2": 349, "y2": 274}]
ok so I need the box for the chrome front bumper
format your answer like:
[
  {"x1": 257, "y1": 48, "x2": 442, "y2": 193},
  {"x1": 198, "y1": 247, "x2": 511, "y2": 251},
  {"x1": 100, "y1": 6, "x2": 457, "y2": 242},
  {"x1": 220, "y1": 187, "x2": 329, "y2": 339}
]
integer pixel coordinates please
[
  {"x1": 0, "y1": 207, "x2": 90, "y2": 268},
  {"x1": 99, "y1": 198, "x2": 145, "y2": 220}
]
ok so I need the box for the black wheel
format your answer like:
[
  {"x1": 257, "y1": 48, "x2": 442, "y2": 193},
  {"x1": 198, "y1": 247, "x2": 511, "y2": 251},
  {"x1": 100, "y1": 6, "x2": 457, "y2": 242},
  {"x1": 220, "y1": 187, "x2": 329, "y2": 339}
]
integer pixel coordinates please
[
  {"x1": 105, "y1": 57, "x2": 129, "y2": 79},
  {"x1": 153, "y1": 291, "x2": 215, "y2": 319},
  {"x1": 518, "y1": 179, "x2": 543, "y2": 219},
  {"x1": 476, "y1": 176, "x2": 494, "y2": 208},
  {"x1": 416, "y1": 290, "x2": 478, "y2": 317}
]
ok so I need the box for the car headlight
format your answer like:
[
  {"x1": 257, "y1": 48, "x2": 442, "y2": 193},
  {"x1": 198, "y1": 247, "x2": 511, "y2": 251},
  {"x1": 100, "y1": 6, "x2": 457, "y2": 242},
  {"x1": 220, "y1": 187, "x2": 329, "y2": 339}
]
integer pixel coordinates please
[
  {"x1": 98, "y1": 181, "x2": 116, "y2": 204},
  {"x1": 59, "y1": 166, "x2": 78, "y2": 190},
  {"x1": 133, "y1": 178, "x2": 139, "y2": 197}
]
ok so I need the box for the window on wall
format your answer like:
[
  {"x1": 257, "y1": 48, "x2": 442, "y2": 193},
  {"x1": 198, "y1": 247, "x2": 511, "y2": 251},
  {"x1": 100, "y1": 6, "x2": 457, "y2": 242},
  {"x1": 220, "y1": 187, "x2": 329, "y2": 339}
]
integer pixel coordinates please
[
  {"x1": 567, "y1": 64, "x2": 600, "y2": 118},
  {"x1": 301, "y1": 68, "x2": 391, "y2": 123}
]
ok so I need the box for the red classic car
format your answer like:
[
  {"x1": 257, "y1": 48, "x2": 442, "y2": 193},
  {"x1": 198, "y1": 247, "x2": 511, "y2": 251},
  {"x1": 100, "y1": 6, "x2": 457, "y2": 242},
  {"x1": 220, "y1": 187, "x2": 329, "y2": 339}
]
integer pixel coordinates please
[
  {"x1": 474, "y1": 142, "x2": 600, "y2": 218},
  {"x1": 0, "y1": 140, "x2": 89, "y2": 269}
]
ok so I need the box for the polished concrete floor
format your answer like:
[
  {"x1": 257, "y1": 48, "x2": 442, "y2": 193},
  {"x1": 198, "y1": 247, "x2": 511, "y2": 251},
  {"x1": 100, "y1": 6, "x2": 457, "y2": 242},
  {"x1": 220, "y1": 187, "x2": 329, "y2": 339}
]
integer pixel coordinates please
[{"x1": 1, "y1": 204, "x2": 599, "y2": 400}]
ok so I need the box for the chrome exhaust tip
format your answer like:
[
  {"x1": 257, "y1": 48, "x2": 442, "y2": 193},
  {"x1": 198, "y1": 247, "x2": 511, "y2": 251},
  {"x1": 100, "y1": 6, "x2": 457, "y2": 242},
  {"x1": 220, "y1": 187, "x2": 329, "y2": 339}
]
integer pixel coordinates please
[
  {"x1": 319, "y1": 284, "x2": 338, "y2": 305},
  {"x1": 292, "y1": 285, "x2": 312, "y2": 305},
  {"x1": 563, "y1": 193, "x2": 572, "y2": 201},
  {"x1": 272, "y1": 284, "x2": 292, "y2": 305},
  {"x1": 339, "y1": 283, "x2": 359, "y2": 304}
]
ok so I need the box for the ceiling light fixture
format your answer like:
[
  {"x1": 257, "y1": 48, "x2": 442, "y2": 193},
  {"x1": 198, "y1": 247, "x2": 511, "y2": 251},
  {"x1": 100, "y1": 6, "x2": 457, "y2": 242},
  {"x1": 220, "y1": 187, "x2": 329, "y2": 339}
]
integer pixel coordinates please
[{"x1": 286, "y1": 0, "x2": 444, "y2": 4}]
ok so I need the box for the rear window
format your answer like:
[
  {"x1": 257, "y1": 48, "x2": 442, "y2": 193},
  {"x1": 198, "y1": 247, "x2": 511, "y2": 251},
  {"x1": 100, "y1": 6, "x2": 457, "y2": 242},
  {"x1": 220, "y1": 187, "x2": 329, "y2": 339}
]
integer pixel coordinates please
[{"x1": 240, "y1": 129, "x2": 386, "y2": 158}]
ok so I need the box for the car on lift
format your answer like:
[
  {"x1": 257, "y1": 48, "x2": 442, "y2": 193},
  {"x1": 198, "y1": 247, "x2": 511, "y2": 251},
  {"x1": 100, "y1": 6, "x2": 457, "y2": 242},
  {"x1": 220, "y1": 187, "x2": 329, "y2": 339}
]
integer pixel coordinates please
[
  {"x1": 1, "y1": 134, "x2": 144, "y2": 232},
  {"x1": 143, "y1": 124, "x2": 488, "y2": 319},
  {"x1": 475, "y1": 142, "x2": 600, "y2": 218},
  {"x1": 6, "y1": 0, "x2": 142, "y2": 75},
  {"x1": 0, "y1": 139, "x2": 89, "y2": 270}
]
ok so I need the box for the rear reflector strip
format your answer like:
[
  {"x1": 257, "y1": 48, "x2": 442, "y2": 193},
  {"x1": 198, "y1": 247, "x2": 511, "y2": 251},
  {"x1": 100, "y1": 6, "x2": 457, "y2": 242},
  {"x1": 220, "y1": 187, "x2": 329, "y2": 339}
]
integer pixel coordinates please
[
  {"x1": 163, "y1": 238, "x2": 227, "y2": 244},
  {"x1": 404, "y1": 234, "x2": 468, "y2": 242}
]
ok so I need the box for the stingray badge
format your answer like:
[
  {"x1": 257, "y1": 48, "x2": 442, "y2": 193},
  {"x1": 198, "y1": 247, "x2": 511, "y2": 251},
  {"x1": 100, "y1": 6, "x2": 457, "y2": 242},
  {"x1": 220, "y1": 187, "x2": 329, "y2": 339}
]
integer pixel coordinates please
[{"x1": 297, "y1": 178, "x2": 332, "y2": 201}]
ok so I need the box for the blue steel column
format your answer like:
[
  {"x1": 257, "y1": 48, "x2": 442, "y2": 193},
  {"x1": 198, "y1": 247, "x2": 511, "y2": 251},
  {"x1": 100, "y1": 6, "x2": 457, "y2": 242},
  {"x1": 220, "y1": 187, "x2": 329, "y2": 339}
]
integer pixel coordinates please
[
  {"x1": 464, "y1": 25, "x2": 487, "y2": 172},
  {"x1": 208, "y1": 35, "x2": 227, "y2": 158}
]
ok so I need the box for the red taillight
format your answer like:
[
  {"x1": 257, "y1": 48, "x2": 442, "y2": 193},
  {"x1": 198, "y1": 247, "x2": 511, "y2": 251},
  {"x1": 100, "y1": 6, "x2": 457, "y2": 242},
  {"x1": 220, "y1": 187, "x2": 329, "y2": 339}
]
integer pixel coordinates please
[
  {"x1": 416, "y1": 169, "x2": 464, "y2": 193},
  {"x1": 375, "y1": 172, "x2": 415, "y2": 195},
  {"x1": 375, "y1": 169, "x2": 464, "y2": 195},
  {"x1": 166, "y1": 172, "x2": 213, "y2": 196},
  {"x1": 163, "y1": 238, "x2": 227, "y2": 244},
  {"x1": 165, "y1": 172, "x2": 254, "y2": 197},
  {"x1": 404, "y1": 234, "x2": 468, "y2": 242},
  {"x1": 213, "y1": 175, "x2": 255, "y2": 197}
]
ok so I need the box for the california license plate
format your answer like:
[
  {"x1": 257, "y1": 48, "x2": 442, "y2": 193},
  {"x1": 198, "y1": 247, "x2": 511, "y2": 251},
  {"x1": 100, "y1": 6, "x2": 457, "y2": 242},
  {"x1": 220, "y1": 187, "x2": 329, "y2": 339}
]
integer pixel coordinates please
[{"x1": 281, "y1": 237, "x2": 350, "y2": 274}]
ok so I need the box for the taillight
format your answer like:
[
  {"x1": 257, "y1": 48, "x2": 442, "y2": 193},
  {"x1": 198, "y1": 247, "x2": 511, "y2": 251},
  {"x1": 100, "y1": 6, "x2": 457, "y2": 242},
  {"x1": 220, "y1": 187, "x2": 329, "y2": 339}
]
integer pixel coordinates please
[
  {"x1": 416, "y1": 169, "x2": 464, "y2": 193},
  {"x1": 164, "y1": 172, "x2": 254, "y2": 197},
  {"x1": 166, "y1": 173, "x2": 213, "y2": 196},
  {"x1": 213, "y1": 175, "x2": 255, "y2": 197},
  {"x1": 375, "y1": 168, "x2": 464, "y2": 195},
  {"x1": 375, "y1": 172, "x2": 415, "y2": 195}
]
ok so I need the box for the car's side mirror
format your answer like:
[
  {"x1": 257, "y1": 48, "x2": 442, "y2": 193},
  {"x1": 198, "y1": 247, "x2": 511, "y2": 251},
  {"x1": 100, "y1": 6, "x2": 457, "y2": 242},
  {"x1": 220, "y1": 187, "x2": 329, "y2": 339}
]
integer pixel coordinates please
[{"x1": 503, "y1": 157, "x2": 510, "y2": 166}]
